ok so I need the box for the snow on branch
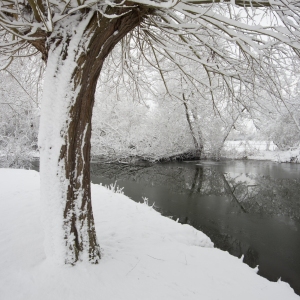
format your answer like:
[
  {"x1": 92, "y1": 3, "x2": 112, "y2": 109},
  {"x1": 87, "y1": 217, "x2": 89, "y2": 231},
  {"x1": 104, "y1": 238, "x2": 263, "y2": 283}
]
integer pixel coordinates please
[{"x1": 0, "y1": 0, "x2": 300, "y2": 105}]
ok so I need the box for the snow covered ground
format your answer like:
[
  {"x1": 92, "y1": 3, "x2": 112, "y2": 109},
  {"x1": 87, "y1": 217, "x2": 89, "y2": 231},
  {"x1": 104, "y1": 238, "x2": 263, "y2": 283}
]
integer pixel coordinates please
[
  {"x1": 224, "y1": 141, "x2": 300, "y2": 163},
  {"x1": 0, "y1": 169, "x2": 299, "y2": 300}
]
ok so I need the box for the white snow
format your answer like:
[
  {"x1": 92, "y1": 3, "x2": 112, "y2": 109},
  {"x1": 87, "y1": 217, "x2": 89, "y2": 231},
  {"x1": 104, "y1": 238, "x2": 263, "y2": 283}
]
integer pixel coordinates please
[
  {"x1": 224, "y1": 141, "x2": 300, "y2": 163},
  {"x1": 247, "y1": 148, "x2": 300, "y2": 163},
  {"x1": 0, "y1": 168, "x2": 299, "y2": 300}
]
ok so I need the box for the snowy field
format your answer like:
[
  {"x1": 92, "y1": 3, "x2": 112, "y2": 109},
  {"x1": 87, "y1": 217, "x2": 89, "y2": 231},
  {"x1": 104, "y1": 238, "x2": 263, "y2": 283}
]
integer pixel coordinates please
[
  {"x1": 0, "y1": 169, "x2": 299, "y2": 300},
  {"x1": 224, "y1": 141, "x2": 300, "y2": 163},
  {"x1": 224, "y1": 141, "x2": 278, "y2": 152}
]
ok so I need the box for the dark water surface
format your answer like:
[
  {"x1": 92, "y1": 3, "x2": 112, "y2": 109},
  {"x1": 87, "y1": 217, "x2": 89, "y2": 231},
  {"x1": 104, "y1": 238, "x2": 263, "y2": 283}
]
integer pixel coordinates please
[{"x1": 89, "y1": 160, "x2": 300, "y2": 295}]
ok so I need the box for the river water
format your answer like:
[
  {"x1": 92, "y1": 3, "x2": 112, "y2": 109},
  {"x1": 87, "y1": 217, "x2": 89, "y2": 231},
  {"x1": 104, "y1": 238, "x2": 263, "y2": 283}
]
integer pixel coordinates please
[{"x1": 89, "y1": 160, "x2": 300, "y2": 295}]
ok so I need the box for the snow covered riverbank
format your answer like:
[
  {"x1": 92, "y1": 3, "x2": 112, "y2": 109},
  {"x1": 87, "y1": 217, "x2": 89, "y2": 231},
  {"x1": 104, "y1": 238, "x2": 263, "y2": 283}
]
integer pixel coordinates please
[
  {"x1": 224, "y1": 141, "x2": 300, "y2": 163},
  {"x1": 27, "y1": 142, "x2": 300, "y2": 165},
  {"x1": 0, "y1": 169, "x2": 298, "y2": 300}
]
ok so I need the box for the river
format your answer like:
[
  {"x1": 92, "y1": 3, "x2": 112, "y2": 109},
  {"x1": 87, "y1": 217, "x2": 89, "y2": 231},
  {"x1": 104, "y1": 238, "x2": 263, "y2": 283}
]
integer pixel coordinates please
[{"x1": 89, "y1": 159, "x2": 300, "y2": 295}]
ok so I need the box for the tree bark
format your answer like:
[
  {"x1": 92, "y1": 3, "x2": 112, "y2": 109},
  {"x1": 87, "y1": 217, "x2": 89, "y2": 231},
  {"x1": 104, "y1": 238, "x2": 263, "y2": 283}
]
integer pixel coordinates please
[
  {"x1": 38, "y1": 7, "x2": 147, "y2": 264},
  {"x1": 183, "y1": 96, "x2": 203, "y2": 159}
]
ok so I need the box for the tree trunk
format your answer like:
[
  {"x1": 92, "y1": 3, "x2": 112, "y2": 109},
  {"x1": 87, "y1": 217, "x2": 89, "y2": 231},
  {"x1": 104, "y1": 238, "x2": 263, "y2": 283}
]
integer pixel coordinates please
[
  {"x1": 38, "y1": 8, "x2": 147, "y2": 264},
  {"x1": 183, "y1": 97, "x2": 203, "y2": 159}
]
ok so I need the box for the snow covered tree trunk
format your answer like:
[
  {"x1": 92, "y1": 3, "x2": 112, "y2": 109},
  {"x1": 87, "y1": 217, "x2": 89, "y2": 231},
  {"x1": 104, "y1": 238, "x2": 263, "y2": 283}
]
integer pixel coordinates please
[
  {"x1": 183, "y1": 98, "x2": 203, "y2": 159},
  {"x1": 38, "y1": 8, "x2": 146, "y2": 264}
]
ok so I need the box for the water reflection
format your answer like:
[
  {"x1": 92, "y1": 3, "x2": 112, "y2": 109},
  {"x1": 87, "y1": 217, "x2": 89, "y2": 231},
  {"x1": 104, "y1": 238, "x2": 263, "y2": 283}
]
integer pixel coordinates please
[
  {"x1": 91, "y1": 161, "x2": 300, "y2": 220},
  {"x1": 91, "y1": 160, "x2": 300, "y2": 295}
]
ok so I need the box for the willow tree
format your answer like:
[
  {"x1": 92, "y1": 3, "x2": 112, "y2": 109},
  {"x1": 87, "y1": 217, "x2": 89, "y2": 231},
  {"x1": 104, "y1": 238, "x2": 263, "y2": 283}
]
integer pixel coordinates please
[{"x1": 1, "y1": 0, "x2": 299, "y2": 264}]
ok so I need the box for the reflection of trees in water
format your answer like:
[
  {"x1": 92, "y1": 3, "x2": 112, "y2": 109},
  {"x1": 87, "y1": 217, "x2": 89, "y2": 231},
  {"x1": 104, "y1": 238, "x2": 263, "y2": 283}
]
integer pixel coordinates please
[
  {"x1": 224, "y1": 173, "x2": 300, "y2": 220},
  {"x1": 91, "y1": 162, "x2": 300, "y2": 220},
  {"x1": 92, "y1": 163, "x2": 182, "y2": 183},
  {"x1": 91, "y1": 163, "x2": 225, "y2": 195}
]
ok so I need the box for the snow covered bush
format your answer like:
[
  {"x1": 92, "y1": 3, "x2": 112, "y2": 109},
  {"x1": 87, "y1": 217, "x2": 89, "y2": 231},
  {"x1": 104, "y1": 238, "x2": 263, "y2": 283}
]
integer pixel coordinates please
[
  {"x1": 104, "y1": 181, "x2": 124, "y2": 194},
  {"x1": 0, "y1": 57, "x2": 41, "y2": 169},
  {"x1": 0, "y1": 102, "x2": 39, "y2": 169},
  {"x1": 269, "y1": 115, "x2": 300, "y2": 150}
]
